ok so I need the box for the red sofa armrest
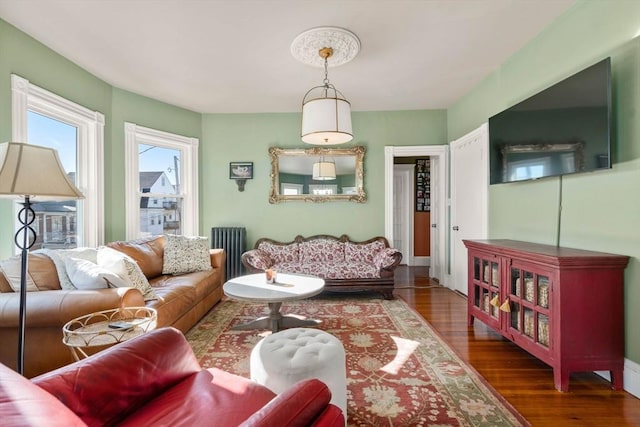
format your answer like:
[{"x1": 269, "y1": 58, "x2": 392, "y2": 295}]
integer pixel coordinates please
[
  {"x1": 240, "y1": 378, "x2": 344, "y2": 427},
  {"x1": 33, "y1": 327, "x2": 201, "y2": 427}
]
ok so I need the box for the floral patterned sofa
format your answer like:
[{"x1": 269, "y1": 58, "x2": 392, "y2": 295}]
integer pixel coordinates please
[{"x1": 241, "y1": 235, "x2": 402, "y2": 299}]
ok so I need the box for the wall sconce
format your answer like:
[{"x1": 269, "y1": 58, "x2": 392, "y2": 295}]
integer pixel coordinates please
[{"x1": 229, "y1": 162, "x2": 253, "y2": 192}]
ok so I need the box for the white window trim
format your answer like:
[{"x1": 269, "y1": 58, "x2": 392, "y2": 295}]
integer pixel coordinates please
[
  {"x1": 124, "y1": 122, "x2": 199, "y2": 240},
  {"x1": 11, "y1": 74, "x2": 105, "y2": 248},
  {"x1": 281, "y1": 183, "x2": 304, "y2": 195}
]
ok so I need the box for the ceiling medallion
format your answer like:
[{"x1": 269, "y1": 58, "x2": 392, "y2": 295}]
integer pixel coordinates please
[{"x1": 291, "y1": 26, "x2": 361, "y2": 68}]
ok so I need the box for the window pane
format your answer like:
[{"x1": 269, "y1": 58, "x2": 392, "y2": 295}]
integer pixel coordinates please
[
  {"x1": 27, "y1": 111, "x2": 79, "y2": 249},
  {"x1": 138, "y1": 144, "x2": 182, "y2": 236}
]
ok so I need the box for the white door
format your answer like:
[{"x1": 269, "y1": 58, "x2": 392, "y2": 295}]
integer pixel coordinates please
[
  {"x1": 393, "y1": 165, "x2": 414, "y2": 265},
  {"x1": 450, "y1": 123, "x2": 488, "y2": 295}
]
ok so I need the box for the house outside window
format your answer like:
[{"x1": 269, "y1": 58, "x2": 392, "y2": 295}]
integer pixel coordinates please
[
  {"x1": 124, "y1": 123, "x2": 199, "y2": 239},
  {"x1": 11, "y1": 74, "x2": 105, "y2": 250}
]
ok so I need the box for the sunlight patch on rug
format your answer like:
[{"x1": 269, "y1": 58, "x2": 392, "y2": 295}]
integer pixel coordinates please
[{"x1": 186, "y1": 297, "x2": 526, "y2": 427}]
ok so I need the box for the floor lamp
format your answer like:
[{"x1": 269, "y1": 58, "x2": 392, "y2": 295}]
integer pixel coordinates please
[{"x1": 0, "y1": 142, "x2": 84, "y2": 375}]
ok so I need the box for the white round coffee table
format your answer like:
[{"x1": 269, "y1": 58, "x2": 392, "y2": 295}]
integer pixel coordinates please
[{"x1": 223, "y1": 273, "x2": 324, "y2": 333}]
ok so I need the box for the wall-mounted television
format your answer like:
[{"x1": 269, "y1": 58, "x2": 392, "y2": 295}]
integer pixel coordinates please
[{"x1": 488, "y1": 57, "x2": 611, "y2": 185}]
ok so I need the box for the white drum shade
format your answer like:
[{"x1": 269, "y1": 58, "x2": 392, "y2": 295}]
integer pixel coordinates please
[
  {"x1": 312, "y1": 160, "x2": 336, "y2": 180},
  {"x1": 301, "y1": 97, "x2": 353, "y2": 145}
]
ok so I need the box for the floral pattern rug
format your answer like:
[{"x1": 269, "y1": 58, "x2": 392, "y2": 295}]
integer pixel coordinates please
[{"x1": 186, "y1": 296, "x2": 527, "y2": 426}]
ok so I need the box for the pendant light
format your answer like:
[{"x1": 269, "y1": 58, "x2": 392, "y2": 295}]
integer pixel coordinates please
[
  {"x1": 291, "y1": 27, "x2": 360, "y2": 146},
  {"x1": 312, "y1": 157, "x2": 337, "y2": 180}
]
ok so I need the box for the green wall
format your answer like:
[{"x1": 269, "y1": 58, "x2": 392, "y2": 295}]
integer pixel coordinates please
[
  {"x1": 200, "y1": 110, "x2": 447, "y2": 247},
  {"x1": 107, "y1": 88, "x2": 201, "y2": 242},
  {"x1": 0, "y1": 18, "x2": 110, "y2": 257},
  {"x1": 0, "y1": 18, "x2": 201, "y2": 257},
  {"x1": 448, "y1": 0, "x2": 640, "y2": 363}
]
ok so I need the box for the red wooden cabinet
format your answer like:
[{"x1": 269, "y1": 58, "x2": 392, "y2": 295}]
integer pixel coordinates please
[{"x1": 463, "y1": 239, "x2": 629, "y2": 392}]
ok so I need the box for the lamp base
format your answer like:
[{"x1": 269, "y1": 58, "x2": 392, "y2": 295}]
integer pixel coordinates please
[{"x1": 15, "y1": 196, "x2": 36, "y2": 376}]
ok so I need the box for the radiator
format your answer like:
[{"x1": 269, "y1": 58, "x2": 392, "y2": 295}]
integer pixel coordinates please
[{"x1": 211, "y1": 227, "x2": 246, "y2": 281}]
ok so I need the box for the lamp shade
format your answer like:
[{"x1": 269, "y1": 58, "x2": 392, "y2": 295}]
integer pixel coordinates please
[
  {"x1": 312, "y1": 159, "x2": 337, "y2": 180},
  {"x1": 0, "y1": 142, "x2": 84, "y2": 200},
  {"x1": 302, "y1": 95, "x2": 353, "y2": 145}
]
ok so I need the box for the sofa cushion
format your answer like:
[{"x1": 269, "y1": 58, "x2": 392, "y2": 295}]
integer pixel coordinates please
[
  {"x1": 345, "y1": 239, "x2": 386, "y2": 263},
  {"x1": 146, "y1": 270, "x2": 221, "y2": 327},
  {"x1": 0, "y1": 253, "x2": 63, "y2": 292},
  {"x1": 268, "y1": 261, "x2": 302, "y2": 275},
  {"x1": 162, "y1": 234, "x2": 212, "y2": 275},
  {"x1": 64, "y1": 257, "x2": 128, "y2": 289},
  {"x1": 257, "y1": 241, "x2": 299, "y2": 264},
  {"x1": 300, "y1": 239, "x2": 345, "y2": 263},
  {"x1": 108, "y1": 235, "x2": 165, "y2": 279},
  {"x1": 37, "y1": 248, "x2": 99, "y2": 290},
  {"x1": 117, "y1": 368, "x2": 276, "y2": 427},
  {"x1": 97, "y1": 247, "x2": 158, "y2": 301},
  {"x1": 300, "y1": 261, "x2": 379, "y2": 279},
  {"x1": 0, "y1": 255, "x2": 38, "y2": 292}
]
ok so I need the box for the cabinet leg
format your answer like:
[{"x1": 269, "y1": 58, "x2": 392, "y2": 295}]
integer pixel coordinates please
[
  {"x1": 610, "y1": 370, "x2": 624, "y2": 390},
  {"x1": 553, "y1": 368, "x2": 570, "y2": 392}
]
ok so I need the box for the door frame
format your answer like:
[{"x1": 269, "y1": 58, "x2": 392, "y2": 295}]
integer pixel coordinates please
[{"x1": 384, "y1": 145, "x2": 448, "y2": 286}]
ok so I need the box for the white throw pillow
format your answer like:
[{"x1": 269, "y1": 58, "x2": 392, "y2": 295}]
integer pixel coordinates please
[
  {"x1": 162, "y1": 234, "x2": 212, "y2": 275},
  {"x1": 64, "y1": 257, "x2": 128, "y2": 290},
  {"x1": 0, "y1": 255, "x2": 38, "y2": 292},
  {"x1": 36, "y1": 248, "x2": 99, "y2": 290},
  {"x1": 97, "y1": 246, "x2": 158, "y2": 301}
]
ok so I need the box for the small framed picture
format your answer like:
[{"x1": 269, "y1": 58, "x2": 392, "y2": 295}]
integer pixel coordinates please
[{"x1": 229, "y1": 162, "x2": 253, "y2": 179}]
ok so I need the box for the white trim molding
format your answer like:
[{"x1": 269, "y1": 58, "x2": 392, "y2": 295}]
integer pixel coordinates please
[
  {"x1": 596, "y1": 358, "x2": 640, "y2": 398},
  {"x1": 124, "y1": 122, "x2": 199, "y2": 240},
  {"x1": 384, "y1": 145, "x2": 448, "y2": 285},
  {"x1": 11, "y1": 74, "x2": 105, "y2": 248}
]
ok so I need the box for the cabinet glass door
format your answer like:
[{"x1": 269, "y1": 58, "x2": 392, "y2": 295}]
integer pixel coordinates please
[
  {"x1": 471, "y1": 255, "x2": 501, "y2": 327},
  {"x1": 508, "y1": 265, "x2": 551, "y2": 351}
]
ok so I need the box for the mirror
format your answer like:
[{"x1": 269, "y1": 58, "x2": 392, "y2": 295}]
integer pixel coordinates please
[
  {"x1": 269, "y1": 146, "x2": 366, "y2": 203},
  {"x1": 500, "y1": 142, "x2": 585, "y2": 182}
]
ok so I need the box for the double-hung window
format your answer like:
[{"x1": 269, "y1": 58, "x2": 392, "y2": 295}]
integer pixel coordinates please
[
  {"x1": 11, "y1": 74, "x2": 104, "y2": 249},
  {"x1": 124, "y1": 123, "x2": 199, "y2": 239}
]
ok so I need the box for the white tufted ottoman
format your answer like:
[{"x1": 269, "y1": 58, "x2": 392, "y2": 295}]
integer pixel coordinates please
[{"x1": 250, "y1": 328, "x2": 347, "y2": 419}]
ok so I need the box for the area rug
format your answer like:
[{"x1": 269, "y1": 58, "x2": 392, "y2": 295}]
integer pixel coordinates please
[{"x1": 186, "y1": 296, "x2": 527, "y2": 427}]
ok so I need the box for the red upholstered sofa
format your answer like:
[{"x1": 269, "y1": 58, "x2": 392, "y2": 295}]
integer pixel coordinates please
[
  {"x1": 0, "y1": 327, "x2": 344, "y2": 427},
  {"x1": 242, "y1": 234, "x2": 402, "y2": 299}
]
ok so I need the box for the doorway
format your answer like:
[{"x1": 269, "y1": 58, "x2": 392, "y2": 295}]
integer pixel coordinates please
[{"x1": 384, "y1": 146, "x2": 448, "y2": 286}]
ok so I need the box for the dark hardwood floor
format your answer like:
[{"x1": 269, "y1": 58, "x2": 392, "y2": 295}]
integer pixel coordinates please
[{"x1": 393, "y1": 266, "x2": 640, "y2": 427}]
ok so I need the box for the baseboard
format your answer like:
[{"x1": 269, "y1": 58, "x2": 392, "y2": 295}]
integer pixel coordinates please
[
  {"x1": 413, "y1": 256, "x2": 429, "y2": 267},
  {"x1": 595, "y1": 358, "x2": 640, "y2": 398}
]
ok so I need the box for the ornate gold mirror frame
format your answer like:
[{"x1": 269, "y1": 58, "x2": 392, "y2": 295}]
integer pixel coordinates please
[{"x1": 269, "y1": 146, "x2": 366, "y2": 203}]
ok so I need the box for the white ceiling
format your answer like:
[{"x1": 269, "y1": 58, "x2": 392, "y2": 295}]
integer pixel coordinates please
[{"x1": 0, "y1": 0, "x2": 575, "y2": 114}]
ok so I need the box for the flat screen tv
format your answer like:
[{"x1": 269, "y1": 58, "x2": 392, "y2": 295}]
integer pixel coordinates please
[{"x1": 489, "y1": 57, "x2": 611, "y2": 185}]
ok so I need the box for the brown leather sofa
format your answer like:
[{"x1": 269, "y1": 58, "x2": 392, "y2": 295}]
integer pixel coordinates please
[{"x1": 0, "y1": 235, "x2": 225, "y2": 378}]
